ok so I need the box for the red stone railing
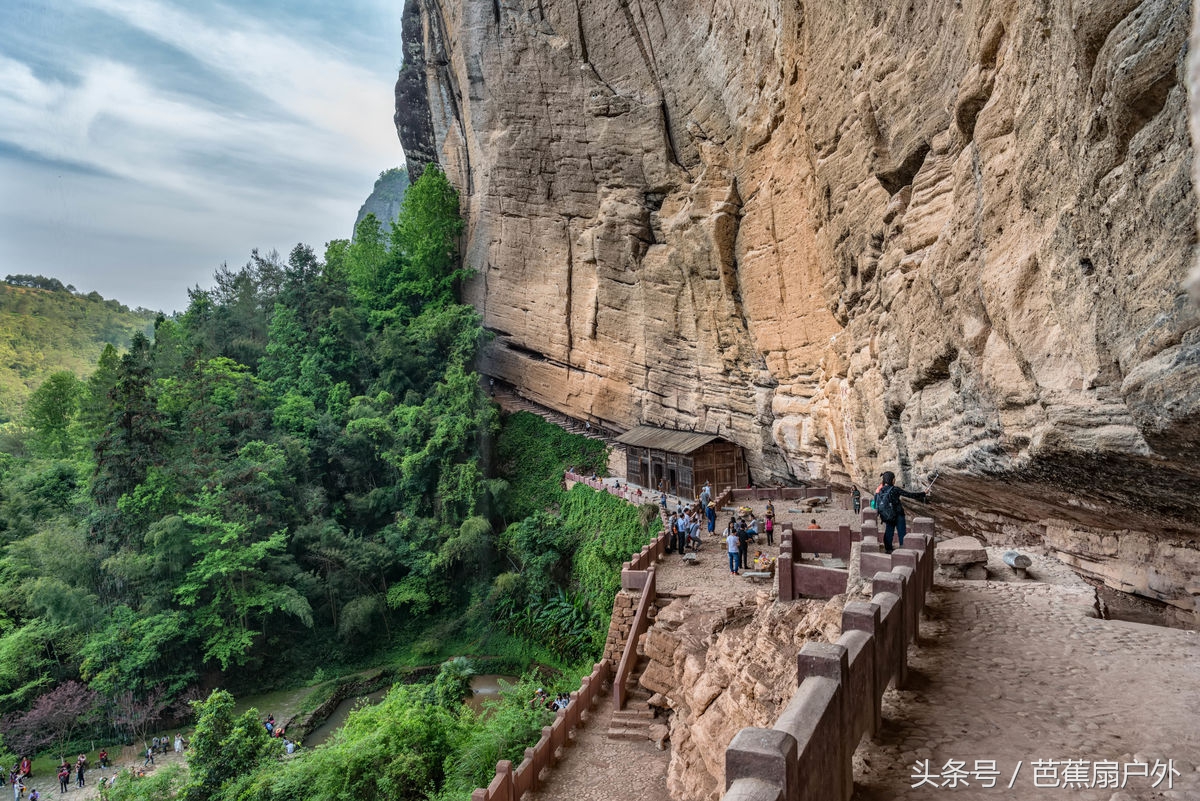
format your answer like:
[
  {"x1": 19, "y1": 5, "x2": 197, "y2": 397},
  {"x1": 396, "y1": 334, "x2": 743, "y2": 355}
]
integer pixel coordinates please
[
  {"x1": 469, "y1": 660, "x2": 610, "y2": 801},
  {"x1": 727, "y1": 486, "x2": 832, "y2": 502},
  {"x1": 777, "y1": 523, "x2": 857, "y2": 600},
  {"x1": 720, "y1": 512, "x2": 937, "y2": 801}
]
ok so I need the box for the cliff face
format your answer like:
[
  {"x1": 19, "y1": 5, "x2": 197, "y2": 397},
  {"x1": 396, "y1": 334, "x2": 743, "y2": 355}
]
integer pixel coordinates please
[{"x1": 396, "y1": 0, "x2": 1200, "y2": 618}]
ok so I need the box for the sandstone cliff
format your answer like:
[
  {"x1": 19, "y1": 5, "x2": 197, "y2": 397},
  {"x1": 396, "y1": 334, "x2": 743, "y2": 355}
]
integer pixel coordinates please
[{"x1": 395, "y1": 0, "x2": 1199, "y2": 618}]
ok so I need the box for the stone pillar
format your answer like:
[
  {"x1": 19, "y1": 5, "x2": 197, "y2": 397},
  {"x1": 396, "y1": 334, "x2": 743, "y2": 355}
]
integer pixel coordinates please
[
  {"x1": 725, "y1": 727, "x2": 798, "y2": 800},
  {"x1": 842, "y1": 600, "x2": 883, "y2": 736},
  {"x1": 873, "y1": 572, "x2": 909, "y2": 688},
  {"x1": 778, "y1": 553, "x2": 795, "y2": 601},
  {"x1": 796, "y1": 642, "x2": 852, "y2": 801}
]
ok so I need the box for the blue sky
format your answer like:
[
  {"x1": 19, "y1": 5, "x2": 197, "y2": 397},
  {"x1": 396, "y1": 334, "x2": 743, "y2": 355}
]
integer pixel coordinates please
[{"x1": 0, "y1": 0, "x2": 406, "y2": 312}]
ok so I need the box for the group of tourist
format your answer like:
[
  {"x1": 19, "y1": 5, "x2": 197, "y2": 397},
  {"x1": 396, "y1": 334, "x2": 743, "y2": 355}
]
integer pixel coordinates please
[
  {"x1": 725, "y1": 517, "x2": 762, "y2": 574},
  {"x1": 54, "y1": 753, "x2": 89, "y2": 792},
  {"x1": 529, "y1": 688, "x2": 570, "y2": 712},
  {"x1": 264, "y1": 716, "x2": 297, "y2": 755},
  {"x1": 4, "y1": 757, "x2": 34, "y2": 799}
]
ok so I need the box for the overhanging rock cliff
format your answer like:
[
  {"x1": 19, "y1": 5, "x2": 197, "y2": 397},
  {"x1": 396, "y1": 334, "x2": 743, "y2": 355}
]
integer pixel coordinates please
[{"x1": 395, "y1": 0, "x2": 1199, "y2": 619}]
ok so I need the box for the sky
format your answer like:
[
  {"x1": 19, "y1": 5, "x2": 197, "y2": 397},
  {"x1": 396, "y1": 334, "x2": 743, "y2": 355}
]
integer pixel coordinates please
[{"x1": 0, "y1": 0, "x2": 407, "y2": 313}]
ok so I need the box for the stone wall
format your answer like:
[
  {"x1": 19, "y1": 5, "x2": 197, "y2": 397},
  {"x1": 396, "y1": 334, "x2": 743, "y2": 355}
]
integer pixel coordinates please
[
  {"x1": 637, "y1": 591, "x2": 844, "y2": 800},
  {"x1": 396, "y1": 0, "x2": 1199, "y2": 618}
]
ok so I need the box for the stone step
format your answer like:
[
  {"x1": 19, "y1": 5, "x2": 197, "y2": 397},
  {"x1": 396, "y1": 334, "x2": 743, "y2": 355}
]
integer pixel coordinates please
[
  {"x1": 607, "y1": 726, "x2": 652, "y2": 741},
  {"x1": 612, "y1": 709, "x2": 655, "y2": 723}
]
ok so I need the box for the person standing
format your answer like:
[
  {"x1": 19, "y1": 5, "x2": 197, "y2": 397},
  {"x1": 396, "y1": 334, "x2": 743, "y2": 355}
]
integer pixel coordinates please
[
  {"x1": 726, "y1": 525, "x2": 741, "y2": 575},
  {"x1": 872, "y1": 471, "x2": 927, "y2": 553},
  {"x1": 737, "y1": 521, "x2": 752, "y2": 573},
  {"x1": 763, "y1": 514, "x2": 774, "y2": 545},
  {"x1": 851, "y1": 487, "x2": 861, "y2": 514},
  {"x1": 174, "y1": 734, "x2": 183, "y2": 753},
  {"x1": 57, "y1": 764, "x2": 69, "y2": 794},
  {"x1": 75, "y1": 760, "x2": 85, "y2": 789}
]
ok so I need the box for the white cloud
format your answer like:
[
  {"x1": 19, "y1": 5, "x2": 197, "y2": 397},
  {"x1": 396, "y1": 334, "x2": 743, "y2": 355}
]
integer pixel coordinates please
[
  {"x1": 79, "y1": 0, "x2": 399, "y2": 164},
  {"x1": 0, "y1": 0, "x2": 406, "y2": 310}
]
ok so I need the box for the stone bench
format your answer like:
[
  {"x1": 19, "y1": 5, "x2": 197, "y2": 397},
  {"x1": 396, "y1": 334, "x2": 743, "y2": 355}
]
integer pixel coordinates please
[
  {"x1": 743, "y1": 571, "x2": 773, "y2": 583},
  {"x1": 681, "y1": 552, "x2": 699, "y2": 565},
  {"x1": 936, "y1": 536, "x2": 988, "y2": 580}
]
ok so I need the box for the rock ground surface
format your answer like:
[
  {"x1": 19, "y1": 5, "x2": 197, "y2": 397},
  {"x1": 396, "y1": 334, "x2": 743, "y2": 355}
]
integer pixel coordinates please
[
  {"x1": 853, "y1": 551, "x2": 1200, "y2": 800},
  {"x1": 17, "y1": 745, "x2": 187, "y2": 800}
]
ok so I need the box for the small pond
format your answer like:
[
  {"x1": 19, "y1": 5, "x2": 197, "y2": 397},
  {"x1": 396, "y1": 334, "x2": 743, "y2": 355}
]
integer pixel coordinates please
[{"x1": 464, "y1": 674, "x2": 519, "y2": 714}]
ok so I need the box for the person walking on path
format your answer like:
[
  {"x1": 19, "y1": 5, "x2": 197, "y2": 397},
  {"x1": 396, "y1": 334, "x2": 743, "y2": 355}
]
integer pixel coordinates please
[
  {"x1": 726, "y1": 526, "x2": 741, "y2": 574},
  {"x1": 57, "y1": 765, "x2": 69, "y2": 794},
  {"x1": 872, "y1": 471, "x2": 927, "y2": 552},
  {"x1": 75, "y1": 761, "x2": 85, "y2": 789}
]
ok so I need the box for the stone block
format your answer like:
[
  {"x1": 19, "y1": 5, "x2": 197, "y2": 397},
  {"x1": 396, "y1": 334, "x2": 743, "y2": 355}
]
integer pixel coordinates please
[{"x1": 936, "y1": 536, "x2": 987, "y2": 566}]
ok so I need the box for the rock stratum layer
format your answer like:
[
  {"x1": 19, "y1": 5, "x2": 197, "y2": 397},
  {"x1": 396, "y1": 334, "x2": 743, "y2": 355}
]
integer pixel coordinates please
[{"x1": 395, "y1": 0, "x2": 1200, "y2": 617}]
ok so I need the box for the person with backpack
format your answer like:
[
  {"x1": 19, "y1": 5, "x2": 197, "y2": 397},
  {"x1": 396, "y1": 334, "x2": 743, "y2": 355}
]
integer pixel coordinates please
[{"x1": 873, "y1": 471, "x2": 927, "y2": 553}]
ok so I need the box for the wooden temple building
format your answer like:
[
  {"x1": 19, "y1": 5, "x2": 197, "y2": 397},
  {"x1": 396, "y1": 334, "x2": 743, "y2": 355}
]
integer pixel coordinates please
[{"x1": 615, "y1": 425, "x2": 748, "y2": 499}]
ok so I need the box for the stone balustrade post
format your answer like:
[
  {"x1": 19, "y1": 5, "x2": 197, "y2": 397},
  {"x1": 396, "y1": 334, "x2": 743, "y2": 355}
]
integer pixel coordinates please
[
  {"x1": 725, "y1": 727, "x2": 798, "y2": 800},
  {"x1": 796, "y1": 642, "x2": 853, "y2": 801},
  {"x1": 841, "y1": 600, "x2": 883, "y2": 735},
  {"x1": 872, "y1": 572, "x2": 909, "y2": 688}
]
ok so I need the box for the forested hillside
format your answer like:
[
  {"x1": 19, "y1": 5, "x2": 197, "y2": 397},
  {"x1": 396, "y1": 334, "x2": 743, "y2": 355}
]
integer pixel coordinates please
[
  {"x1": 0, "y1": 168, "x2": 649, "y2": 801},
  {"x1": 0, "y1": 278, "x2": 157, "y2": 420}
]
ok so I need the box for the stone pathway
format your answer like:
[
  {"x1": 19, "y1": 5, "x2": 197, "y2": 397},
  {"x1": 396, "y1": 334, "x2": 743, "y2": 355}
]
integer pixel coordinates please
[
  {"x1": 522, "y1": 692, "x2": 668, "y2": 801},
  {"x1": 852, "y1": 553, "x2": 1200, "y2": 800}
]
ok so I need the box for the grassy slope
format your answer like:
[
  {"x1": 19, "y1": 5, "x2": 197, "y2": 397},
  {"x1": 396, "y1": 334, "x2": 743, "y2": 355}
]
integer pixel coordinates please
[{"x1": 0, "y1": 284, "x2": 158, "y2": 420}]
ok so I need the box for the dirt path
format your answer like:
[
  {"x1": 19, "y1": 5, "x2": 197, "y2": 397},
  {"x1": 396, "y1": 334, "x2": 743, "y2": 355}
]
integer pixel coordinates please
[{"x1": 852, "y1": 554, "x2": 1200, "y2": 800}]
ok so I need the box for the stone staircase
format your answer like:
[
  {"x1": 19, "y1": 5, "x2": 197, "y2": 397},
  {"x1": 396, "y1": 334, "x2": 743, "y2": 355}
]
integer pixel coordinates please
[{"x1": 607, "y1": 654, "x2": 658, "y2": 741}]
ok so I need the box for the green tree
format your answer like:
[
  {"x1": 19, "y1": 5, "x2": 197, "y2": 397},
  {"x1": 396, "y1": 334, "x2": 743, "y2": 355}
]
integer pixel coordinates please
[
  {"x1": 184, "y1": 690, "x2": 279, "y2": 801},
  {"x1": 430, "y1": 656, "x2": 476, "y2": 708},
  {"x1": 174, "y1": 504, "x2": 312, "y2": 670},
  {"x1": 25, "y1": 371, "x2": 83, "y2": 456}
]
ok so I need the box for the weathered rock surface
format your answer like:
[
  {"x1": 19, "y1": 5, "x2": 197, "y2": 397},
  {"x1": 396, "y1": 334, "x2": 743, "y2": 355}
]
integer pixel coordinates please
[
  {"x1": 395, "y1": 0, "x2": 1199, "y2": 618},
  {"x1": 635, "y1": 591, "x2": 843, "y2": 801},
  {"x1": 354, "y1": 167, "x2": 410, "y2": 232}
]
